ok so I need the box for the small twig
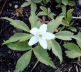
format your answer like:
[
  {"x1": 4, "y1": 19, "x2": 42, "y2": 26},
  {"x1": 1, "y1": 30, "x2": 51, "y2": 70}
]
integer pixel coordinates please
[
  {"x1": 31, "y1": 60, "x2": 39, "y2": 72},
  {"x1": 72, "y1": 16, "x2": 81, "y2": 19},
  {"x1": 60, "y1": 64, "x2": 67, "y2": 71},
  {"x1": 0, "y1": 0, "x2": 8, "y2": 15},
  {"x1": 68, "y1": 62, "x2": 81, "y2": 67},
  {"x1": 76, "y1": 65, "x2": 79, "y2": 72}
]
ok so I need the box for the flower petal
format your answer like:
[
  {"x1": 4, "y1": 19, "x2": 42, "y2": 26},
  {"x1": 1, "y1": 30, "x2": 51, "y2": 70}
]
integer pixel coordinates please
[
  {"x1": 40, "y1": 24, "x2": 47, "y2": 32},
  {"x1": 45, "y1": 32, "x2": 55, "y2": 40},
  {"x1": 39, "y1": 39, "x2": 47, "y2": 49},
  {"x1": 28, "y1": 36, "x2": 38, "y2": 46},
  {"x1": 30, "y1": 28, "x2": 38, "y2": 35}
]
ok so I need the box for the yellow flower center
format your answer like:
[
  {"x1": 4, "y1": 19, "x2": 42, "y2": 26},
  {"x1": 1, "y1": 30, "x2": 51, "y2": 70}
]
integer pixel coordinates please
[{"x1": 39, "y1": 34, "x2": 42, "y2": 38}]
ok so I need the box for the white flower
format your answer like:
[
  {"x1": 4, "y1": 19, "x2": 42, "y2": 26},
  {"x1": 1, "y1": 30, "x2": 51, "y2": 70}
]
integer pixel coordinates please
[{"x1": 28, "y1": 24, "x2": 55, "y2": 49}]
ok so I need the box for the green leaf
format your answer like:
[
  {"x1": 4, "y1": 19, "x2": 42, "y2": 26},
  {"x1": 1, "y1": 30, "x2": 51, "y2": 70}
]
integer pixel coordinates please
[
  {"x1": 55, "y1": 31, "x2": 73, "y2": 40},
  {"x1": 38, "y1": 7, "x2": 54, "y2": 19},
  {"x1": 29, "y1": 14, "x2": 37, "y2": 28},
  {"x1": 14, "y1": 50, "x2": 32, "y2": 72},
  {"x1": 33, "y1": 46, "x2": 56, "y2": 68},
  {"x1": 31, "y1": 3, "x2": 37, "y2": 14},
  {"x1": 62, "y1": 0, "x2": 68, "y2": 5},
  {"x1": 29, "y1": 3, "x2": 41, "y2": 28},
  {"x1": 42, "y1": 0, "x2": 50, "y2": 4},
  {"x1": 46, "y1": 0, "x2": 50, "y2": 3},
  {"x1": 48, "y1": 8, "x2": 51, "y2": 14},
  {"x1": 68, "y1": 27, "x2": 77, "y2": 32},
  {"x1": 3, "y1": 33, "x2": 32, "y2": 44},
  {"x1": 60, "y1": 5, "x2": 66, "y2": 15},
  {"x1": 68, "y1": 1, "x2": 75, "y2": 6},
  {"x1": 32, "y1": 0, "x2": 42, "y2": 3},
  {"x1": 64, "y1": 43, "x2": 81, "y2": 58},
  {"x1": 48, "y1": 13, "x2": 54, "y2": 19},
  {"x1": 73, "y1": 32, "x2": 81, "y2": 48},
  {"x1": 67, "y1": 9, "x2": 74, "y2": 22},
  {"x1": 51, "y1": 40, "x2": 62, "y2": 63},
  {"x1": 64, "y1": 43, "x2": 80, "y2": 51},
  {"x1": 7, "y1": 41, "x2": 31, "y2": 51},
  {"x1": 55, "y1": 0, "x2": 61, "y2": 3},
  {"x1": 35, "y1": 21, "x2": 42, "y2": 28},
  {"x1": 21, "y1": 1, "x2": 31, "y2": 7},
  {"x1": 63, "y1": 9, "x2": 74, "y2": 25},
  {"x1": 40, "y1": 6, "x2": 48, "y2": 13},
  {"x1": 65, "y1": 51, "x2": 81, "y2": 58},
  {"x1": 2, "y1": 17, "x2": 29, "y2": 32},
  {"x1": 47, "y1": 40, "x2": 52, "y2": 50},
  {"x1": 62, "y1": 19, "x2": 69, "y2": 25},
  {"x1": 47, "y1": 16, "x2": 64, "y2": 33},
  {"x1": 29, "y1": 13, "x2": 41, "y2": 28},
  {"x1": 37, "y1": 12, "x2": 47, "y2": 16}
]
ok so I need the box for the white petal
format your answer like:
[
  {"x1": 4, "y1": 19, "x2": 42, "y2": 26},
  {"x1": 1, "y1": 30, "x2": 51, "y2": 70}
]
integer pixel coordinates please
[
  {"x1": 28, "y1": 36, "x2": 38, "y2": 46},
  {"x1": 40, "y1": 24, "x2": 47, "y2": 32},
  {"x1": 45, "y1": 32, "x2": 55, "y2": 40},
  {"x1": 30, "y1": 28, "x2": 38, "y2": 35},
  {"x1": 39, "y1": 39, "x2": 47, "y2": 49}
]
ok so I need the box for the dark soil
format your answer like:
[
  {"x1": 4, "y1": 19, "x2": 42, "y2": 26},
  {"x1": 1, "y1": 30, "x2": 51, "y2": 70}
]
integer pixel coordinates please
[{"x1": 0, "y1": 0, "x2": 81, "y2": 72}]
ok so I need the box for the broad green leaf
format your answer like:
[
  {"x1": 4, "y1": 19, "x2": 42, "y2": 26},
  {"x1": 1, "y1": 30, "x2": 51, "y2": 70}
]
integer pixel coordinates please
[
  {"x1": 32, "y1": 0, "x2": 42, "y2": 3},
  {"x1": 35, "y1": 21, "x2": 42, "y2": 28},
  {"x1": 47, "y1": 16, "x2": 64, "y2": 33},
  {"x1": 51, "y1": 40, "x2": 62, "y2": 63},
  {"x1": 38, "y1": 7, "x2": 54, "y2": 19},
  {"x1": 47, "y1": 8, "x2": 54, "y2": 19},
  {"x1": 63, "y1": 9, "x2": 73, "y2": 25},
  {"x1": 21, "y1": 1, "x2": 31, "y2": 7},
  {"x1": 68, "y1": 27, "x2": 77, "y2": 32},
  {"x1": 62, "y1": 0, "x2": 68, "y2": 5},
  {"x1": 55, "y1": 31, "x2": 73, "y2": 40},
  {"x1": 73, "y1": 32, "x2": 81, "y2": 48},
  {"x1": 7, "y1": 41, "x2": 31, "y2": 51},
  {"x1": 48, "y1": 8, "x2": 51, "y2": 14},
  {"x1": 37, "y1": 12, "x2": 47, "y2": 16},
  {"x1": 29, "y1": 14, "x2": 41, "y2": 28},
  {"x1": 47, "y1": 40, "x2": 52, "y2": 50},
  {"x1": 2, "y1": 17, "x2": 29, "y2": 32},
  {"x1": 31, "y1": 3, "x2": 37, "y2": 14},
  {"x1": 48, "y1": 13, "x2": 54, "y2": 19},
  {"x1": 55, "y1": 0, "x2": 61, "y2": 3},
  {"x1": 14, "y1": 50, "x2": 32, "y2": 72},
  {"x1": 33, "y1": 46, "x2": 56, "y2": 68},
  {"x1": 68, "y1": 1, "x2": 75, "y2": 6},
  {"x1": 65, "y1": 51, "x2": 81, "y2": 58},
  {"x1": 60, "y1": 5, "x2": 66, "y2": 15},
  {"x1": 64, "y1": 43, "x2": 81, "y2": 58},
  {"x1": 29, "y1": 3, "x2": 40, "y2": 28},
  {"x1": 62, "y1": 19, "x2": 69, "y2": 25},
  {"x1": 67, "y1": 9, "x2": 74, "y2": 22},
  {"x1": 64, "y1": 43, "x2": 81, "y2": 51},
  {"x1": 29, "y1": 14, "x2": 37, "y2": 28},
  {"x1": 3, "y1": 33, "x2": 32, "y2": 44},
  {"x1": 40, "y1": 6, "x2": 48, "y2": 13},
  {"x1": 46, "y1": 0, "x2": 50, "y2": 3},
  {"x1": 42, "y1": 0, "x2": 50, "y2": 4}
]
